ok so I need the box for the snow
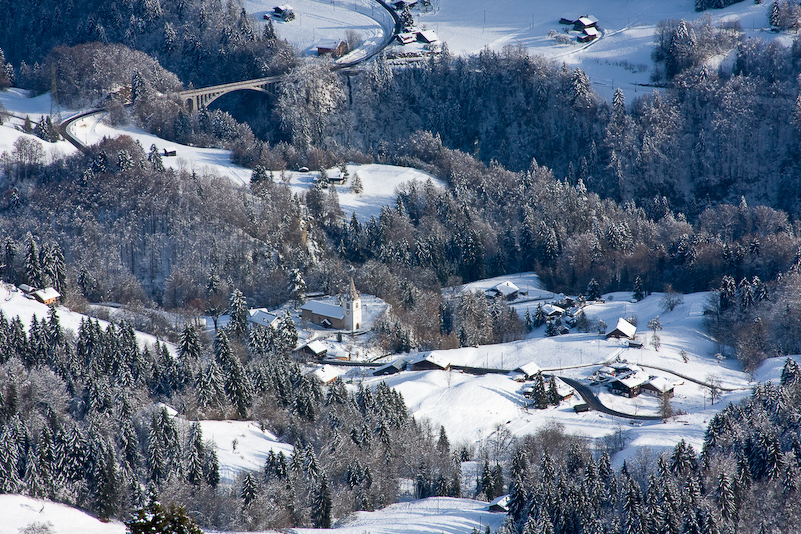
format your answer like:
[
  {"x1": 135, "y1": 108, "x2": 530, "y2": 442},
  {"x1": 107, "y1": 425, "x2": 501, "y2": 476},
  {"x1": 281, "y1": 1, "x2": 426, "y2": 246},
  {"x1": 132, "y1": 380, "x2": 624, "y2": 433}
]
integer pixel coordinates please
[
  {"x1": 1, "y1": 494, "x2": 127, "y2": 534},
  {"x1": 191, "y1": 418, "x2": 294, "y2": 485},
  {"x1": 244, "y1": 0, "x2": 393, "y2": 64},
  {"x1": 414, "y1": 0, "x2": 777, "y2": 100}
]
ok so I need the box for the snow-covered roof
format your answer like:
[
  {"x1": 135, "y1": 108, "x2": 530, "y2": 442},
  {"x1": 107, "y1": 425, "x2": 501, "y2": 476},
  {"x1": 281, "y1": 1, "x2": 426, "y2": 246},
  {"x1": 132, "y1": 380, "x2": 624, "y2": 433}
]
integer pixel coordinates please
[
  {"x1": 417, "y1": 30, "x2": 439, "y2": 43},
  {"x1": 33, "y1": 287, "x2": 60, "y2": 302},
  {"x1": 611, "y1": 317, "x2": 637, "y2": 338},
  {"x1": 490, "y1": 281, "x2": 520, "y2": 297},
  {"x1": 301, "y1": 300, "x2": 345, "y2": 320},
  {"x1": 317, "y1": 39, "x2": 344, "y2": 49},
  {"x1": 307, "y1": 364, "x2": 342, "y2": 383},
  {"x1": 615, "y1": 370, "x2": 650, "y2": 389},
  {"x1": 646, "y1": 376, "x2": 675, "y2": 392},
  {"x1": 489, "y1": 494, "x2": 510, "y2": 511},
  {"x1": 305, "y1": 340, "x2": 328, "y2": 354},
  {"x1": 576, "y1": 16, "x2": 598, "y2": 26},
  {"x1": 275, "y1": 4, "x2": 293, "y2": 11},
  {"x1": 583, "y1": 27, "x2": 599, "y2": 37},
  {"x1": 409, "y1": 351, "x2": 450, "y2": 368},
  {"x1": 542, "y1": 304, "x2": 565, "y2": 316},
  {"x1": 248, "y1": 308, "x2": 280, "y2": 327},
  {"x1": 515, "y1": 361, "x2": 541, "y2": 377}
]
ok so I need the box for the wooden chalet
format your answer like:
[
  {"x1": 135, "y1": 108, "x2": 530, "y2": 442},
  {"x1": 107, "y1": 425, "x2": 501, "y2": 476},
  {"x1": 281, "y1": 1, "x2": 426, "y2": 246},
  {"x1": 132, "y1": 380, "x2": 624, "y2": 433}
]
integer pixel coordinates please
[
  {"x1": 573, "y1": 15, "x2": 598, "y2": 31},
  {"x1": 511, "y1": 361, "x2": 541, "y2": 381},
  {"x1": 641, "y1": 376, "x2": 675, "y2": 398},
  {"x1": 486, "y1": 281, "x2": 520, "y2": 300},
  {"x1": 33, "y1": 287, "x2": 61, "y2": 305},
  {"x1": 416, "y1": 30, "x2": 439, "y2": 44},
  {"x1": 489, "y1": 495, "x2": 510, "y2": 513},
  {"x1": 397, "y1": 32, "x2": 417, "y2": 45},
  {"x1": 317, "y1": 40, "x2": 348, "y2": 58},
  {"x1": 247, "y1": 308, "x2": 281, "y2": 329},
  {"x1": 306, "y1": 364, "x2": 341, "y2": 384},
  {"x1": 578, "y1": 27, "x2": 599, "y2": 42},
  {"x1": 606, "y1": 318, "x2": 637, "y2": 340},
  {"x1": 298, "y1": 339, "x2": 328, "y2": 359},
  {"x1": 608, "y1": 370, "x2": 650, "y2": 398}
]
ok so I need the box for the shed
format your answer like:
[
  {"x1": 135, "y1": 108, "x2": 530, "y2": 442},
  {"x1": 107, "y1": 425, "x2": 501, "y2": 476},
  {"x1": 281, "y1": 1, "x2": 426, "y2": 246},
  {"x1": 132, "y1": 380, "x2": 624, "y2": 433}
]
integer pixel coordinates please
[
  {"x1": 606, "y1": 318, "x2": 637, "y2": 340},
  {"x1": 560, "y1": 17, "x2": 576, "y2": 25},
  {"x1": 162, "y1": 148, "x2": 177, "y2": 157},
  {"x1": 18, "y1": 284, "x2": 35, "y2": 294},
  {"x1": 408, "y1": 352, "x2": 450, "y2": 371},
  {"x1": 373, "y1": 358, "x2": 408, "y2": 376},
  {"x1": 573, "y1": 403, "x2": 590, "y2": 413},
  {"x1": 33, "y1": 287, "x2": 61, "y2": 305},
  {"x1": 317, "y1": 40, "x2": 348, "y2": 58}
]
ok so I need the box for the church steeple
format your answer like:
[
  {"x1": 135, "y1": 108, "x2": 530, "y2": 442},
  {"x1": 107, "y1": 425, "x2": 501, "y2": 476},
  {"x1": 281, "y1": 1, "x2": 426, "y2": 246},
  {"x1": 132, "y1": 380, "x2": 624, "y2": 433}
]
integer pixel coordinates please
[{"x1": 344, "y1": 278, "x2": 362, "y2": 332}]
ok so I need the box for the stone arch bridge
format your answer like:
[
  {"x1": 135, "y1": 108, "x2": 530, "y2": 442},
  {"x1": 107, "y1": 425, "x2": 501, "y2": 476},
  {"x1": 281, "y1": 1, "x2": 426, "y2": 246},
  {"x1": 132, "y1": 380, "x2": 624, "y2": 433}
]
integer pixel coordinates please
[{"x1": 179, "y1": 75, "x2": 281, "y2": 112}]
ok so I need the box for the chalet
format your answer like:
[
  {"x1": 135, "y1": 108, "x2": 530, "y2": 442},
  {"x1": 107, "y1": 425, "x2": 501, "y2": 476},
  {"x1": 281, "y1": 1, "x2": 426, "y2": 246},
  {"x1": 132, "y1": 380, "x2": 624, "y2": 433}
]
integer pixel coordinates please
[
  {"x1": 298, "y1": 339, "x2": 328, "y2": 359},
  {"x1": 18, "y1": 284, "x2": 35, "y2": 294},
  {"x1": 373, "y1": 358, "x2": 409, "y2": 376},
  {"x1": 578, "y1": 27, "x2": 599, "y2": 43},
  {"x1": 542, "y1": 304, "x2": 565, "y2": 318},
  {"x1": 573, "y1": 15, "x2": 598, "y2": 31},
  {"x1": 317, "y1": 40, "x2": 348, "y2": 58},
  {"x1": 559, "y1": 17, "x2": 576, "y2": 25},
  {"x1": 306, "y1": 364, "x2": 341, "y2": 384},
  {"x1": 162, "y1": 148, "x2": 177, "y2": 157},
  {"x1": 272, "y1": 5, "x2": 295, "y2": 21},
  {"x1": 247, "y1": 308, "x2": 281, "y2": 329},
  {"x1": 33, "y1": 287, "x2": 61, "y2": 305},
  {"x1": 608, "y1": 370, "x2": 650, "y2": 398},
  {"x1": 416, "y1": 30, "x2": 439, "y2": 44},
  {"x1": 511, "y1": 361, "x2": 541, "y2": 381},
  {"x1": 485, "y1": 281, "x2": 520, "y2": 300},
  {"x1": 606, "y1": 318, "x2": 637, "y2": 340},
  {"x1": 641, "y1": 376, "x2": 675, "y2": 398},
  {"x1": 397, "y1": 32, "x2": 417, "y2": 45},
  {"x1": 408, "y1": 352, "x2": 450, "y2": 371},
  {"x1": 489, "y1": 495, "x2": 510, "y2": 513}
]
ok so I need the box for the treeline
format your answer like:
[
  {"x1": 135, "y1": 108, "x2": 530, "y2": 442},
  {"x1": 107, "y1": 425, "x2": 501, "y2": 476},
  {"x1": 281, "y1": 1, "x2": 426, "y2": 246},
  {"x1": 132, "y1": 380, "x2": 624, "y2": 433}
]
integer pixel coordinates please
[
  {"x1": 497, "y1": 358, "x2": 801, "y2": 534},
  {"x1": 0, "y1": 301, "x2": 464, "y2": 530},
  {"x1": 0, "y1": 0, "x2": 296, "y2": 88}
]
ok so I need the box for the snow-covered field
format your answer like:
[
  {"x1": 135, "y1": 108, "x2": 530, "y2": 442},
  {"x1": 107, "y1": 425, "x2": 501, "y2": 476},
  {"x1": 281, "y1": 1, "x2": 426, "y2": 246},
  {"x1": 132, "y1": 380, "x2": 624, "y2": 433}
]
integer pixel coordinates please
[
  {"x1": 356, "y1": 288, "x2": 754, "y2": 464},
  {"x1": 2, "y1": 494, "x2": 127, "y2": 534}
]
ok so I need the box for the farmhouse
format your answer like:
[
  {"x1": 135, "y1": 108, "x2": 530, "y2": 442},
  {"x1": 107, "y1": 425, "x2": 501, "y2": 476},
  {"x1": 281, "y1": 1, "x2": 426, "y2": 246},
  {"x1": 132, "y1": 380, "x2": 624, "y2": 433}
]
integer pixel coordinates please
[
  {"x1": 641, "y1": 376, "x2": 675, "y2": 398},
  {"x1": 573, "y1": 15, "x2": 598, "y2": 31},
  {"x1": 33, "y1": 287, "x2": 61, "y2": 305},
  {"x1": 298, "y1": 339, "x2": 328, "y2": 359},
  {"x1": 397, "y1": 32, "x2": 417, "y2": 45},
  {"x1": 489, "y1": 495, "x2": 510, "y2": 513},
  {"x1": 608, "y1": 370, "x2": 650, "y2": 398},
  {"x1": 306, "y1": 364, "x2": 342, "y2": 384},
  {"x1": 606, "y1": 318, "x2": 637, "y2": 340},
  {"x1": 272, "y1": 5, "x2": 295, "y2": 21},
  {"x1": 408, "y1": 352, "x2": 450, "y2": 371},
  {"x1": 511, "y1": 361, "x2": 541, "y2": 381},
  {"x1": 247, "y1": 308, "x2": 281, "y2": 329},
  {"x1": 416, "y1": 30, "x2": 439, "y2": 44},
  {"x1": 485, "y1": 281, "x2": 520, "y2": 300},
  {"x1": 541, "y1": 303, "x2": 565, "y2": 318},
  {"x1": 317, "y1": 40, "x2": 348, "y2": 58}
]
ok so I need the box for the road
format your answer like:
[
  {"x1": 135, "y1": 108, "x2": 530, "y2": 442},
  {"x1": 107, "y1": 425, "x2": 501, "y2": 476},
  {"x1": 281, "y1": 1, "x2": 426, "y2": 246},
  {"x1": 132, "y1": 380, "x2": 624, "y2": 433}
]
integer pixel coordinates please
[{"x1": 558, "y1": 376, "x2": 663, "y2": 421}]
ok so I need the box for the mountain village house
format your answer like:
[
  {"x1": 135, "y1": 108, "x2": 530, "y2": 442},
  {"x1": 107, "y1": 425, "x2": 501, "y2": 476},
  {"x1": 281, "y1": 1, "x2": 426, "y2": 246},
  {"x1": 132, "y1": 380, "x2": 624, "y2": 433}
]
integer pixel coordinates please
[{"x1": 300, "y1": 279, "x2": 362, "y2": 332}]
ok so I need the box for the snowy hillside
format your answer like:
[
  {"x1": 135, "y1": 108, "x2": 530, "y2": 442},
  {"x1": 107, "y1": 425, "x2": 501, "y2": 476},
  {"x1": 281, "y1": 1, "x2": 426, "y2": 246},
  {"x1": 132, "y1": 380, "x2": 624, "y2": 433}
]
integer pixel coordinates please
[
  {"x1": 3, "y1": 495, "x2": 127, "y2": 534},
  {"x1": 416, "y1": 0, "x2": 779, "y2": 100}
]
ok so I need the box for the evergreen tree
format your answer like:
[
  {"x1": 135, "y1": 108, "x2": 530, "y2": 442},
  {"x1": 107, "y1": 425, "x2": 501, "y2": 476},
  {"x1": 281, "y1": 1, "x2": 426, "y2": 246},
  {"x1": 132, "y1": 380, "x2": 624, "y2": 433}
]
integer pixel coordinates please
[
  {"x1": 633, "y1": 276, "x2": 644, "y2": 301},
  {"x1": 534, "y1": 303, "x2": 546, "y2": 327},
  {"x1": 586, "y1": 278, "x2": 601, "y2": 301},
  {"x1": 547, "y1": 375, "x2": 560, "y2": 406},
  {"x1": 227, "y1": 288, "x2": 249, "y2": 339},
  {"x1": 289, "y1": 269, "x2": 307, "y2": 306},
  {"x1": 241, "y1": 471, "x2": 258, "y2": 508},
  {"x1": 24, "y1": 234, "x2": 43, "y2": 288},
  {"x1": 126, "y1": 500, "x2": 203, "y2": 534},
  {"x1": 534, "y1": 372, "x2": 548, "y2": 409},
  {"x1": 311, "y1": 473, "x2": 332, "y2": 528}
]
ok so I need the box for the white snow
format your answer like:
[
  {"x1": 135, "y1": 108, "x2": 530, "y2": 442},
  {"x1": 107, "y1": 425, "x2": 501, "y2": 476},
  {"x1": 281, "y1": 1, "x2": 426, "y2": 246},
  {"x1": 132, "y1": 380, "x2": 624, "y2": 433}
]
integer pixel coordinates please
[{"x1": 1, "y1": 494, "x2": 127, "y2": 534}]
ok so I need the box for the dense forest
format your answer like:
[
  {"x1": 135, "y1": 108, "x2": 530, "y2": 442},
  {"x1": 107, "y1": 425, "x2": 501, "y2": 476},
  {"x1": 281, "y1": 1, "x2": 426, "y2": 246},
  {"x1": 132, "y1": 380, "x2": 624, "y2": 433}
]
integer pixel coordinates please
[{"x1": 3, "y1": 0, "x2": 801, "y2": 531}]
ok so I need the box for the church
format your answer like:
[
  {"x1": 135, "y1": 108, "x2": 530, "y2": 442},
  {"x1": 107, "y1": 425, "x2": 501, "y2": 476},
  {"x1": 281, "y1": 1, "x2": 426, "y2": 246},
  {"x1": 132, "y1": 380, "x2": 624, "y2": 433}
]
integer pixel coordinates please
[{"x1": 300, "y1": 279, "x2": 362, "y2": 332}]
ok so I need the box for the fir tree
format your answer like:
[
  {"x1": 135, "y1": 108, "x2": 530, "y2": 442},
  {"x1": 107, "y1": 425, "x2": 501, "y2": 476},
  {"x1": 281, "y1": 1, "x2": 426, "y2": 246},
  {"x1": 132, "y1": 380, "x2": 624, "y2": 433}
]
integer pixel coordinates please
[
  {"x1": 311, "y1": 473, "x2": 332, "y2": 528},
  {"x1": 633, "y1": 276, "x2": 644, "y2": 301}
]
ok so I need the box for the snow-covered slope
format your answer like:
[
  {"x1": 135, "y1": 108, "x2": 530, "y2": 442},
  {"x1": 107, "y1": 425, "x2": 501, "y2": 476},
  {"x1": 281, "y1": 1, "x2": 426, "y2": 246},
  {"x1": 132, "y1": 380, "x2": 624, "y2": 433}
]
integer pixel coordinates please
[{"x1": 2, "y1": 494, "x2": 127, "y2": 534}]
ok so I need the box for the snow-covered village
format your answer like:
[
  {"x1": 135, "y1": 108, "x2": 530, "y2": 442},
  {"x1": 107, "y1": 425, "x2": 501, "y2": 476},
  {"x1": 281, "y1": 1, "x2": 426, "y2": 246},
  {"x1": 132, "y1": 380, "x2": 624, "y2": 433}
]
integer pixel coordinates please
[{"x1": 3, "y1": 0, "x2": 801, "y2": 533}]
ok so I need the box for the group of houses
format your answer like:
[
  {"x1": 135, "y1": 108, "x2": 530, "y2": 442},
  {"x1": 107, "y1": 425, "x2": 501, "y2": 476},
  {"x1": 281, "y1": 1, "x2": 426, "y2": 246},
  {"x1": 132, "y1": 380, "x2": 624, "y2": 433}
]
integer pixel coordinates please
[
  {"x1": 559, "y1": 14, "x2": 600, "y2": 43},
  {"x1": 591, "y1": 360, "x2": 676, "y2": 399},
  {"x1": 396, "y1": 29, "x2": 440, "y2": 46}
]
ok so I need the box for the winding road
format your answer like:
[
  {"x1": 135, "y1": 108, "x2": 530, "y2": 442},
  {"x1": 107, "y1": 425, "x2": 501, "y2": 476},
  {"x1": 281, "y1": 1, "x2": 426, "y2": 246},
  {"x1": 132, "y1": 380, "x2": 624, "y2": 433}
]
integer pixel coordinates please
[{"x1": 559, "y1": 376, "x2": 663, "y2": 421}]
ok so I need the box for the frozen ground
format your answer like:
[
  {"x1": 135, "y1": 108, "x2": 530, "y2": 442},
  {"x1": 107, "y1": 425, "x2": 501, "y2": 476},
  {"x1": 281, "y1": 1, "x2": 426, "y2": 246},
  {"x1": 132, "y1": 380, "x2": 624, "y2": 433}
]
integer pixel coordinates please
[
  {"x1": 414, "y1": 0, "x2": 779, "y2": 100},
  {"x1": 2, "y1": 494, "x2": 127, "y2": 534}
]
